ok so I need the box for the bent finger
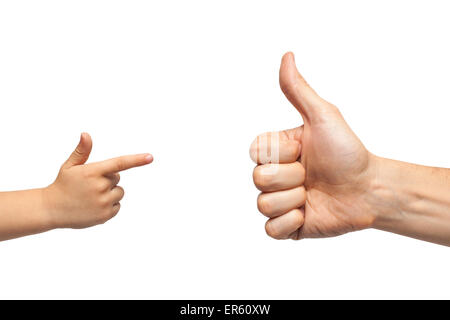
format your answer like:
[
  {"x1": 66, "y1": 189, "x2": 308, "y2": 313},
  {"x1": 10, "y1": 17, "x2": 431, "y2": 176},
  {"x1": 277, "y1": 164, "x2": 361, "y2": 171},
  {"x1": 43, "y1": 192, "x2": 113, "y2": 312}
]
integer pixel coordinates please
[
  {"x1": 253, "y1": 162, "x2": 305, "y2": 192},
  {"x1": 257, "y1": 186, "x2": 306, "y2": 218},
  {"x1": 249, "y1": 130, "x2": 302, "y2": 165},
  {"x1": 111, "y1": 203, "x2": 121, "y2": 218},
  {"x1": 265, "y1": 208, "x2": 305, "y2": 240},
  {"x1": 110, "y1": 186, "x2": 125, "y2": 203},
  {"x1": 105, "y1": 173, "x2": 120, "y2": 187}
]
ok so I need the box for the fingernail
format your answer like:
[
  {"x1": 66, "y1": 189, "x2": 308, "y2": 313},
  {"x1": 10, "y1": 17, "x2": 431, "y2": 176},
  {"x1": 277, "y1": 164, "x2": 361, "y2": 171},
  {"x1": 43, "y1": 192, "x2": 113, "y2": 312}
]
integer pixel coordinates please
[{"x1": 144, "y1": 154, "x2": 153, "y2": 163}]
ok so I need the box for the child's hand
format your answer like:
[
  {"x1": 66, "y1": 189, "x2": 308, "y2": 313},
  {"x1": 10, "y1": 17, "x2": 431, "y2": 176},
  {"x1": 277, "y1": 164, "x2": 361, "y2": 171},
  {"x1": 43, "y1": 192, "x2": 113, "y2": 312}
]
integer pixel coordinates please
[{"x1": 44, "y1": 133, "x2": 153, "y2": 229}]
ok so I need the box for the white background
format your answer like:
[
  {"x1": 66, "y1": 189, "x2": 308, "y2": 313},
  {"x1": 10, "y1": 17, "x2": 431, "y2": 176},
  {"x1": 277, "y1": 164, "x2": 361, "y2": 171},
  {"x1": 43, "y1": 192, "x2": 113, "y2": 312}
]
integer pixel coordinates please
[{"x1": 0, "y1": 0, "x2": 449, "y2": 299}]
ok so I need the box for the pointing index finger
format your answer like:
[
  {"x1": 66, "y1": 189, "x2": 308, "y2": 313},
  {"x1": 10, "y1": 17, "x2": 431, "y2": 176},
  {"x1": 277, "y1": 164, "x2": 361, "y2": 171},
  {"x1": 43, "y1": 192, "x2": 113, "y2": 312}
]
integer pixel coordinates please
[{"x1": 96, "y1": 153, "x2": 153, "y2": 173}]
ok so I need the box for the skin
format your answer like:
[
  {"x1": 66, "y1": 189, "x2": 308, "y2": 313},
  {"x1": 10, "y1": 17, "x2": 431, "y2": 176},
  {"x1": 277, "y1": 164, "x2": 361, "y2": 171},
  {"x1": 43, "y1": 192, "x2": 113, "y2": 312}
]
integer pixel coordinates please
[
  {"x1": 0, "y1": 132, "x2": 153, "y2": 241},
  {"x1": 250, "y1": 52, "x2": 450, "y2": 246}
]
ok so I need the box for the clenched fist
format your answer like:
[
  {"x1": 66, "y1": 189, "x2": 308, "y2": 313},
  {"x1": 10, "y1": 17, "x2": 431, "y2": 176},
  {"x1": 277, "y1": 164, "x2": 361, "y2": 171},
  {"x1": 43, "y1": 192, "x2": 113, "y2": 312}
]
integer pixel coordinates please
[{"x1": 250, "y1": 52, "x2": 376, "y2": 240}]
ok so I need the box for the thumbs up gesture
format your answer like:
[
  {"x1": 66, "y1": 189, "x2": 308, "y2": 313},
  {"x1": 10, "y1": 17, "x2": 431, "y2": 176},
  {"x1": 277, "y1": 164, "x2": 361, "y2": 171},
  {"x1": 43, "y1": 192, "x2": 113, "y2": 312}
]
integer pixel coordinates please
[
  {"x1": 250, "y1": 52, "x2": 376, "y2": 240},
  {"x1": 44, "y1": 133, "x2": 153, "y2": 229}
]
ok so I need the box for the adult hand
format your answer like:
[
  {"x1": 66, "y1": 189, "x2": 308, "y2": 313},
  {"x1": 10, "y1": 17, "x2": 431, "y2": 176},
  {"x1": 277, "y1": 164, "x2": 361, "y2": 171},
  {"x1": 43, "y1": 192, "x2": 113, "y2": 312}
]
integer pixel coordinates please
[{"x1": 250, "y1": 52, "x2": 376, "y2": 240}]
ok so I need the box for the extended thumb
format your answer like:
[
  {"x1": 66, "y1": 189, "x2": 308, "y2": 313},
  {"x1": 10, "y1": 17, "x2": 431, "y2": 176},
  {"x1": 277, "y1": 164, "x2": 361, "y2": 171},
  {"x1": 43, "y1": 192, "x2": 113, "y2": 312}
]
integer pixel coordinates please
[
  {"x1": 279, "y1": 52, "x2": 326, "y2": 122},
  {"x1": 62, "y1": 132, "x2": 92, "y2": 168}
]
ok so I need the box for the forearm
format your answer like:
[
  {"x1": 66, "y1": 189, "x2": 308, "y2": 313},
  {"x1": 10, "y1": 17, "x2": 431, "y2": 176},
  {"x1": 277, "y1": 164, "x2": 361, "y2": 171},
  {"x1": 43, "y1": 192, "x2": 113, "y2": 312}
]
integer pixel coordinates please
[
  {"x1": 0, "y1": 188, "x2": 53, "y2": 241},
  {"x1": 370, "y1": 156, "x2": 450, "y2": 246}
]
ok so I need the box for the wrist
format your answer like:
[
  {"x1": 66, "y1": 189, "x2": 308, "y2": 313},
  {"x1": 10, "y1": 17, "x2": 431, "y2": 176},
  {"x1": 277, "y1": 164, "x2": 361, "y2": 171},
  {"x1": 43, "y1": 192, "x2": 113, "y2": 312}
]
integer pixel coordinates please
[
  {"x1": 364, "y1": 155, "x2": 404, "y2": 230},
  {"x1": 365, "y1": 156, "x2": 450, "y2": 245},
  {"x1": 366, "y1": 155, "x2": 420, "y2": 231},
  {"x1": 41, "y1": 185, "x2": 61, "y2": 230}
]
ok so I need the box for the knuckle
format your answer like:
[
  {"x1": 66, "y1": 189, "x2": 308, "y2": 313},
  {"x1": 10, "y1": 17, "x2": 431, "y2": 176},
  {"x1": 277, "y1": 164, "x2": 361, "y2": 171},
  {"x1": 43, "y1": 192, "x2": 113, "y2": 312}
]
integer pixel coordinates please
[
  {"x1": 265, "y1": 220, "x2": 281, "y2": 240},
  {"x1": 298, "y1": 186, "x2": 307, "y2": 203},
  {"x1": 117, "y1": 186, "x2": 125, "y2": 199},
  {"x1": 103, "y1": 206, "x2": 120, "y2": 222},
  {"x1": 286, "y1": 141, "x2": 300, "y2": 159},
  {"x1": 250, "y1": 132, "x2": 274, "y2": 164},
  {"x1": 112, "y1": 205, "x2": 121, "y2": 218},
  {"x1": 328, "y1": 103, "x2": 340, "y2": 114},
  {"x1": 82, "y1": 168, "x2": 94, "y2": 179},
  {"x1": 290, "y1": 229, "x2": 301, "y2": 241},
  {"x1": 249, "y1": 139, "x2": 259, "y2": 163},
  {"x1": 253, "y1": 167, "x2": 273, "y2": 189},
  {"x1": 98, "y1": 196, "x2": 110, "y2": 208},
  {"x1": 257, "y1": 194, "x2": 272, "y2": 215},
  {"x1": 115, "y1": 160, "x2": 125, "y2": 172},
  {"x1": 297, "y1": 163, "x2": 306, "y2": 183},
  {"x1": 97, "y1": 181, "x2": 109, "y2": 192},
  {"x1": 292, "y1": 209, "x2": 305, "y2": 228},
  {"x1": 73, "y1": 147, "x2": 83, "y2": 157}
]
